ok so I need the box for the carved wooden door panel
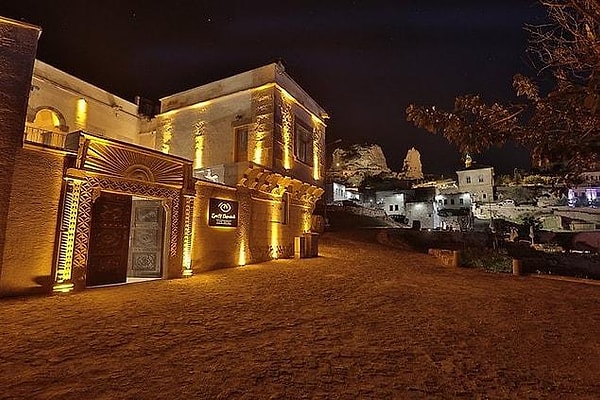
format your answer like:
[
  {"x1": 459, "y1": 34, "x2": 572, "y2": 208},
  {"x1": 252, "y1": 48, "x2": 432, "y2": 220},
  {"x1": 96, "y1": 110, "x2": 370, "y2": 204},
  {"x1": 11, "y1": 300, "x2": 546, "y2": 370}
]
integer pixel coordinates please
[
  {"x1": 87, "y1": 192, "x2": 132, "y2": 286},
  {"x1": 128, "y1": 200, "x2": 164, "y2": 278}
]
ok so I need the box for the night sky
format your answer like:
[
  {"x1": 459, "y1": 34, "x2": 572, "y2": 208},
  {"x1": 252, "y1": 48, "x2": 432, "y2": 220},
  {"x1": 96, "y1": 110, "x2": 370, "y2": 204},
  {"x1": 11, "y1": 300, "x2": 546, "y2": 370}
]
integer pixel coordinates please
[{"x1": 1, "y1": 1, "x2": 547, "y2": 176}]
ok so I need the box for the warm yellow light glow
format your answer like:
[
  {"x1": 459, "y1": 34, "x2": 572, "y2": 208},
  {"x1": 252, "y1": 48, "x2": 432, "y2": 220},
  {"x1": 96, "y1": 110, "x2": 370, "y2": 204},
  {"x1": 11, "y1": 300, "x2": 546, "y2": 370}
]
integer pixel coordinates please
[
  {"x1": 279, "y1": 86, "x2": 327, "y2": 126},
  {"x1": 280, "y1": 96, "x2": 293, "y2": 170},
  {"x1": 313, "y1": 140, "x2": 320, "y2": 181},
  {"x1": 194, "y1": 136, "x2": 204, "y2": 169},
  {"x1": 270, "y1": 198, "x2": 281, "y2": 259},
  {"x1": 182, "y1": 197, "x2": 194, "y2": 277},
  {"x1": 253, "y1": 134, "x2": 264, "y2": 165},
  {"x1": 54, "y1": 180, "x2": 81, "y2": 291},
  {"x1": 238, "y1": 240, "x2": 247, "y2": 266},
  {"x1": 53, "y1": 283, "x2": 74, "y2": 293},
  {"x1": 302, "y1": 208, "x2": 312, "y2": 232},
  {"x1": 194, "y1": 121, "x2": 206, "y2": 169},
  {"x1": 161, "y1": 120, "x2": 173, "y2": 154},
  {"x1": 251, "y1": 92, "x2": 272, "y2": 167},
  {"x1": 75, "y1": 98, "x2": 87, "y2": 130},
  {"x1": 33, "y1": 109, "x2": 61, "y2": 131},
  {"x1": 159, "y1": 83, "x2": 326, "y2": 125},
  {"x1": 281, "y1": 88, "x2": 294, "y2": 102},
  {"x1": 311, "y1": 119, "x2": 323, "y2": 181}
]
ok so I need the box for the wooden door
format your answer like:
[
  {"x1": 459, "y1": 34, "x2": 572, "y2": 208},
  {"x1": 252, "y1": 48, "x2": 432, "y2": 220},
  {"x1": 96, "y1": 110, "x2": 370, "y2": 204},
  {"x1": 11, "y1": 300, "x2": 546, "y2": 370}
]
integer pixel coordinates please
[
  {"x1": 87, "y1": 192, "x2": 132, "y2": 286},
  {"x1": 128, "y1": 200, "x2": 164, "y2": 278}
]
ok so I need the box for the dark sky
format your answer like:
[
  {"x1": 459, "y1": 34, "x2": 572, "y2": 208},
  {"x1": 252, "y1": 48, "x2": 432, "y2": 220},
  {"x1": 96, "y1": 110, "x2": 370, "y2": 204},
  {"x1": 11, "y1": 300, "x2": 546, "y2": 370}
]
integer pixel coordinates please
[{"x1": 1, "y1": 0, "x2": 547, "y2": 176}]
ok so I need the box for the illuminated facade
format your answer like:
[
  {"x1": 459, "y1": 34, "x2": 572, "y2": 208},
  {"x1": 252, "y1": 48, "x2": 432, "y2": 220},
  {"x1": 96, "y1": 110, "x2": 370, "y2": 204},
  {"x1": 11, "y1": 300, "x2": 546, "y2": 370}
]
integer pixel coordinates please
[
  {"x1": 156, "y1": 62, "x2": 328, "y2": 187},
  {"x1": 456, "y1": 163, "x2": 495, "y2": 204},
  {"x1": 154, "y1": 62, "x2": 327, "y2": 268},
  {"x1": 0, "y1": 16, "x2": 326, "y2": 297}
]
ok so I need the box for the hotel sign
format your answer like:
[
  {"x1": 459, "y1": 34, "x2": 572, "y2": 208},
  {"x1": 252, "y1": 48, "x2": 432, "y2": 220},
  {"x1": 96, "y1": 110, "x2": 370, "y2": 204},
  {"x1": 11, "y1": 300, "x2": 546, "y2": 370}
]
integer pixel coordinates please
[{"x1": 208, "y1": 198, "x2": 238, "y2": 227}]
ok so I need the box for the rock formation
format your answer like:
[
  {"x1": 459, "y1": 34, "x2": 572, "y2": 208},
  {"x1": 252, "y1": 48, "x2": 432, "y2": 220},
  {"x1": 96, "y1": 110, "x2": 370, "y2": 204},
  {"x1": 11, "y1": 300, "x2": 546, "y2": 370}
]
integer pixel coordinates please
[
  {"x1": 329, "y1": 144, "x2": 391, "y2": 186},
  {"x1": 328, "y1": 143, "x2": 426, "y2": 188},
  {"x1": 402, "y1": 147, "x2": 424, "y2": 180}
]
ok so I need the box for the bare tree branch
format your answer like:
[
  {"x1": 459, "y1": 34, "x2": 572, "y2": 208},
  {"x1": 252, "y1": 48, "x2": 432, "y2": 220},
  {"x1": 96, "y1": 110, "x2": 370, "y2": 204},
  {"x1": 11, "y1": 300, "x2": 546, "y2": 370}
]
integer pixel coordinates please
[{"x1": 406, "y1": 0, "x2": 600, "y2": 176}]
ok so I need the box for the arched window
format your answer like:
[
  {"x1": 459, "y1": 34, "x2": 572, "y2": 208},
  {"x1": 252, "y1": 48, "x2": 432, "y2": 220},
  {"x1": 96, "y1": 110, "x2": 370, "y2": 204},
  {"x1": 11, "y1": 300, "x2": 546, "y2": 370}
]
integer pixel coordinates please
[{"x1": 32, "y1": 109, "x2": 62, "y2": 131}]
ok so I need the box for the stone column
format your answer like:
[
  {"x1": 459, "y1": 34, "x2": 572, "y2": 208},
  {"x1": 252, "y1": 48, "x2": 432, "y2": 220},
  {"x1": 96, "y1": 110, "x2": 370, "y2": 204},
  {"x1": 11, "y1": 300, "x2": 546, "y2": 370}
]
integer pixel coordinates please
[{"x1": 0, "y1": 17, "x2": 41, "y2": 273}]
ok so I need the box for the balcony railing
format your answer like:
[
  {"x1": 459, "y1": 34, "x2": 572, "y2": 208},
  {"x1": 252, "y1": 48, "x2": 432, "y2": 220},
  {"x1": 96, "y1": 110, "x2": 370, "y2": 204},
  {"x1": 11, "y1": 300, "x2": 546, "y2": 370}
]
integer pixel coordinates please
[{"x1": 24, "y1": 126, "x2": 67, "y2": 148}]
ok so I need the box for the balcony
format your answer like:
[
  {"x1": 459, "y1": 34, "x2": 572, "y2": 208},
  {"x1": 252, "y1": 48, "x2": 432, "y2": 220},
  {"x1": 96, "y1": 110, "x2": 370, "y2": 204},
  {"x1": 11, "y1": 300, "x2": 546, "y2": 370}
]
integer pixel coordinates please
[
  {"x1": 23, "y1": 125, "x2": 67, "y2": 149},
  {"x1": 194, "y1": 162, "x2": 253, "y2": 186}
]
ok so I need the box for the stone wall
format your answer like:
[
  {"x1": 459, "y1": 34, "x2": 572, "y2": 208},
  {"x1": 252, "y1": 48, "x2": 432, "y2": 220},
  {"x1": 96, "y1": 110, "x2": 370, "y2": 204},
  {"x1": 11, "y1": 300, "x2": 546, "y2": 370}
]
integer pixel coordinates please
[
  {"x1": 192, "y1": 183, "x2": 248, "y2": 270},
  {"x1": 192, "y1": 181, "x2": 312, "y2": 272},
  {"x1": 384, "y1": 229, "x2": 488, "y2": 253},
  {"x1": 427, "y1": 248, "x2": 460, "y2": 267},
  {"x1": 157, "y1": 89, "x2": 259, "y2": 170},
  {"x1": 0, "y1": 17, "x2": 40, "y2": 284},
  {"x1": 0, "y1": 147, "x2": 65, "y2": 296},
  {"x1": 28, "y1": 60, "x2": 142, "y2": 144},
  {"x1": 405, "y1": 202, "x2": 434, "y2": 230}
]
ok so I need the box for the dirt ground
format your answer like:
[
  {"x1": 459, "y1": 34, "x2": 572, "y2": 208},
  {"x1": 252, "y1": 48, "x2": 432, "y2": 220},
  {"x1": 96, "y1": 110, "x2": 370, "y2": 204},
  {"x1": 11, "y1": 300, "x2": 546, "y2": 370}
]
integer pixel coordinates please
[{"x1": 1, "y1": 230, "x2": 599, "y2": 399}]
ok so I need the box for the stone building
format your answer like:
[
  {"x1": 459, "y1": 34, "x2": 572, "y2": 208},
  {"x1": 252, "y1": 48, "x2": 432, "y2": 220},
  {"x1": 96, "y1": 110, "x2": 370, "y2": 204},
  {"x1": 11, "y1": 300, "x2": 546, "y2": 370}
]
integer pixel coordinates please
[
  {"x1": 0, "y1": 16, "x2": 325, "y2": 297},
  {"x1": 155, "y1": 62, "x2": 327, "y2": 186},
  {"x1": 456, "y1": 155, "x2": 495, "y2": 204},
  {"x1": 433, "y1": 190, "x2": 473, "y2": 231},
  {"x1": 379, "y1": 191, "x2": 407, "y2": 219}
]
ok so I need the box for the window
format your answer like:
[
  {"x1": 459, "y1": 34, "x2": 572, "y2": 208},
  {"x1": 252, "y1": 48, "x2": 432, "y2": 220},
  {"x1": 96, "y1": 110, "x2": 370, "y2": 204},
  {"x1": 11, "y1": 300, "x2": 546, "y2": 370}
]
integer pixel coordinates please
[
  {"x1": 483, "y1": 193, "x2": 487, "y2": 199},
  {"x1": 459, "y1": 198, "x2": 464, "y2": 205},
  {"x1": 478, "y1": 175, "x2": 484, "y2": 183},
  {"x1": 438, "y1": 199, "x2": 443, "y2": 205},
  {"x1": 444, "y1": 199, "x2": 448, "y2": 205},
  {"x1": 234, "y1": 126, "x2": 249, "y2": 162},
  {"x1": 33, "y1": 109, "x2": 62, "y2": 131},
  {"x1": 450, "y1": 199, "x2": 455, "y2": 205},
  {"x1": 294, "y1": 121, "x2": 313, "y2": 165},
  {"x1": 394, "y1": 204, "x2": 399, "y2": 211},
  {"x1": 389, "y1": 205, "x2": 394, "y2": 211},
  {"x1": 466, "y1": 176, "x2": 471, "y2": 184}
]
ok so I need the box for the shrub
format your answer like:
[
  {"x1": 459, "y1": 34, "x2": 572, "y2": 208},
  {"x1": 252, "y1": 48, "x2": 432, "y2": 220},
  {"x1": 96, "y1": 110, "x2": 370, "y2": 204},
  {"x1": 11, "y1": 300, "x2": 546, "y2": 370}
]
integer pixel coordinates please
[{"x1": 462, "y1": 247, "x2": 513, "y2": 273}]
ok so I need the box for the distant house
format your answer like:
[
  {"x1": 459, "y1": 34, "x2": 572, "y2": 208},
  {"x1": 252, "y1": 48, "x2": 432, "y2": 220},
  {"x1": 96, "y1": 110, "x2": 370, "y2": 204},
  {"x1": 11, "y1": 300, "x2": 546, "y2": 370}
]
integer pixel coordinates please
[
  {"x1": 324, "y1": 181, "x2": 360, "y2": 204},
  {"x1": 568, "y1": 186, "x2": 600, "y2": 207},
  {"x1": 405, "y1": 201, "x2": 435, "y2": 230},
  {"x1": 568, "y1": 171, "x2": 600, "y2": 207},
  {"x1": 402, "y1": 186, "x2": 435, "y2": 229},
  {"x1": 456, "y1": 156, "x2": 494, "y2": 204},
  {"x1": 325, "y1": 182, "x2": 347, "y2": 204},
  {"x1": 376, "y1": 190, "x2": 409, "y2": 220},
  {"x1": 434, "y1": 191, "x2": 473, "y2": 231}
]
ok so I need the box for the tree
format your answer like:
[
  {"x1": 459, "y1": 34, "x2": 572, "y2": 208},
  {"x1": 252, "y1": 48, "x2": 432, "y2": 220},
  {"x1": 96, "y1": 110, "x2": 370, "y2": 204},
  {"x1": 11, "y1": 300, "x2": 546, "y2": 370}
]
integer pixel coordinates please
[{"x1": 406, "y1": 0, "x2": 600, "y2": 176}]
